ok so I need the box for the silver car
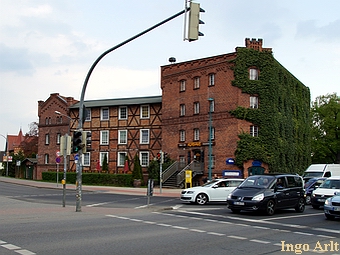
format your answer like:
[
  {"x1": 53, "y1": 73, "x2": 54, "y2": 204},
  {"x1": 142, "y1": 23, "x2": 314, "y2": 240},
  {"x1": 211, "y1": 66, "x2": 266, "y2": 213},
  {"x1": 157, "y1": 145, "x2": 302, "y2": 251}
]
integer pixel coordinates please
[
  {"x1": 324, "y1": 191, "x2": 340, "y2": 220},
  {"x1": 181, "y1": 178, "x2": 244, "y2": 205}
]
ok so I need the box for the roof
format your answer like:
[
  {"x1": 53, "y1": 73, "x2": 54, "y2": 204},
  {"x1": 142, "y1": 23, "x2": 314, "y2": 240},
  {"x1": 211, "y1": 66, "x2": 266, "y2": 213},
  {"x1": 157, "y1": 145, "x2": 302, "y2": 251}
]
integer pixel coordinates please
[
  {"x1": 22, "y1": 158, "x2": 38, "y2": 164},
  {"x1": 69, "y1": 95, "x2": 162, "y2": 109}
]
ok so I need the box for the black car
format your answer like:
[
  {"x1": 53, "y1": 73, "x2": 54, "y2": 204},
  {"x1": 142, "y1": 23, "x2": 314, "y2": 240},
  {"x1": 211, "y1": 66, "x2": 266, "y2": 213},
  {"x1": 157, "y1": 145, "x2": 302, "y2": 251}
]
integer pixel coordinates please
[
  {"x1": 304, "y1": 177, "x2": 326, "y2": 205},
  {"x1": 227, "y1": 174, "x2": 305, "y2": 216}
]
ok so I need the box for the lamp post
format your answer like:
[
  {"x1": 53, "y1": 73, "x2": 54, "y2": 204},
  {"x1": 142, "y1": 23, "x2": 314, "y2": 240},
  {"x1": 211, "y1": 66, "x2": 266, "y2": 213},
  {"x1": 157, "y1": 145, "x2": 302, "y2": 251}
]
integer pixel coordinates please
[
  {"x1": 0, "y1": 134, "x2": 9, "y2": 177},
  {"x1": 55, "y1": 111, "x2": 71, "y2": 207},
  {"x1": 208, "y1": 98, "x2": 214, "y2": 181}
]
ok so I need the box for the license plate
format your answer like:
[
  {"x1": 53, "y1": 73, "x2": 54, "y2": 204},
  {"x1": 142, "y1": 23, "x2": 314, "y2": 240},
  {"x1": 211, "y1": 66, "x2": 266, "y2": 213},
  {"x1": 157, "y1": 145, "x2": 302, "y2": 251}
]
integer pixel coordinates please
[
  {"x1": 317, "y1": 199, "x2": 325, "y2": 202},
  {"x1": 234, "y1": 201, "x2": 244, "y2": 205}
]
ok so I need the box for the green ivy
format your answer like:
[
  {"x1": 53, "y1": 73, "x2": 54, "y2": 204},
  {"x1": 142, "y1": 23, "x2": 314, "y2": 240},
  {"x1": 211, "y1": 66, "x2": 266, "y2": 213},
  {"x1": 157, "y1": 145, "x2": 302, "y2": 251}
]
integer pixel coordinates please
[{"x1": 230, "y1": 48, "x2": 311, "y2": 174}]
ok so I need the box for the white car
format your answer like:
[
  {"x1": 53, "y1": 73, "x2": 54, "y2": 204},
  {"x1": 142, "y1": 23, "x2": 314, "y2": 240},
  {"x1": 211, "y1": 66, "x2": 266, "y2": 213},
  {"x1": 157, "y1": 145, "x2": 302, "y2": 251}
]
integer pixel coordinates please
[{"x1": 180, "y1": 178, "x2": 244, "y2": 205}]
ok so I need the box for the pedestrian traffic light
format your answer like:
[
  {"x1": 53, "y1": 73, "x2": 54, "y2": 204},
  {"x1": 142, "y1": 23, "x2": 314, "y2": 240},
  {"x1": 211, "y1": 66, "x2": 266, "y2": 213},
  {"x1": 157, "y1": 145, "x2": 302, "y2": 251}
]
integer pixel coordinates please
[
  {"x1": 188, "y1": 2, "x2": 205, "y2": 41},
  {"x1": 82, "y1": 131, "x2": 92, "y2": 153},
  {"x1": 72, "y1": 131, "x2": 83, "y2": 153}
]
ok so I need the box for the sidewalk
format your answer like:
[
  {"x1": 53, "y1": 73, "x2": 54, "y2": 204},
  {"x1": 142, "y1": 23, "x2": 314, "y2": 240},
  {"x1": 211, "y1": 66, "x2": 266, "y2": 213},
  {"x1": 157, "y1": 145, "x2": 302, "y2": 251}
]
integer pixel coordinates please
[{"x1": 0, "y1": 177, "x2": 181, "y2": 198}]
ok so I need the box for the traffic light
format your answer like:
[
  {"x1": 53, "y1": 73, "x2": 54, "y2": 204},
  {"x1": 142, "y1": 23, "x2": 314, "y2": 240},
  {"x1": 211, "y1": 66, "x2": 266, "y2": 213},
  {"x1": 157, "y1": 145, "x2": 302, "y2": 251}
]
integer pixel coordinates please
[
  {"x1": 72, "y1": 131, "x2": 83, "y2": 153},
  {"x1": 60, "y1": 135, "x2": 71, "y2": 156},
  {"x1": 188, "y1": 2, "x2": 205, "y2": 41},
  {"x1": 82, "y1": 131, "x2": 92, "y2": 153}
]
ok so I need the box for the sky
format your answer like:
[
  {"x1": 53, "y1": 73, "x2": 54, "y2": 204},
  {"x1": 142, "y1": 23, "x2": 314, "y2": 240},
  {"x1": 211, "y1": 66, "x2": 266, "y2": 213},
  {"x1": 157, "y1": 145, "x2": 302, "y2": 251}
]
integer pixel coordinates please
[{"x1": 1, "y1": 0, "x2": 340, "y2": 151}]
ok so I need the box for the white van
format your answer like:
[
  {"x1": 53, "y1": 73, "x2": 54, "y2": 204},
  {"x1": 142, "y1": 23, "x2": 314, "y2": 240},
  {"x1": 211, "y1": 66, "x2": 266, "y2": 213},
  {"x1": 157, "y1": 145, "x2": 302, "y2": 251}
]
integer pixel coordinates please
[{"x1": 303, "y1": 164, "x2": 340, "y2": 182}]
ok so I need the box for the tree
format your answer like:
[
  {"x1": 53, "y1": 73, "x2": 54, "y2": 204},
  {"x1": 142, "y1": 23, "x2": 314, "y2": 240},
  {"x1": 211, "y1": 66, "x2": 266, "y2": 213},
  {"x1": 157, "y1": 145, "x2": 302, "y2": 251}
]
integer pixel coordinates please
[
  {"x1": 311, "y1": 93, "x2": 340, "y2": 164},
  {"x1": 132, "y1": 154, "x2": 143, "y2": 184},
  {"x1": 102, "y1": 154, "x2": 108, "y2": 172},
  {"x1": 27, "y1": 122, "x2": 39, "y2": 137}
]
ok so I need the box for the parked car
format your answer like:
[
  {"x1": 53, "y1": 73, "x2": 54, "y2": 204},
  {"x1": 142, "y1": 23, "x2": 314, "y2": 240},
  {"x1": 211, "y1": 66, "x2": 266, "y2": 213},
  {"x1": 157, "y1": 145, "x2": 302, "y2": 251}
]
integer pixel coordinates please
[
  {"x1": 311, "y1": 176, "x2": 340, "y2": 209},
  {"x1": 324, "y1": 191, "x2": 340, "y2": 220},
  {"x1": 304, "y1": 177, "x2": 326, "y2": 205},
  {"x1": 180, "y1": 178, "x2": 244, "y2": 205},
  {"x1": 227, "y1": 174, "x2": 305, "y2": 216}
]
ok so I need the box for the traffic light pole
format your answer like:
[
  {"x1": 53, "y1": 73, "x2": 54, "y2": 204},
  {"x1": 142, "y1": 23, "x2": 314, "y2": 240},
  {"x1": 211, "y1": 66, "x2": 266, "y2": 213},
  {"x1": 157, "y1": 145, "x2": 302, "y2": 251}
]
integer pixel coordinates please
[{"x1": 75, "y1": 8, "x2": 189, "y2": 212}]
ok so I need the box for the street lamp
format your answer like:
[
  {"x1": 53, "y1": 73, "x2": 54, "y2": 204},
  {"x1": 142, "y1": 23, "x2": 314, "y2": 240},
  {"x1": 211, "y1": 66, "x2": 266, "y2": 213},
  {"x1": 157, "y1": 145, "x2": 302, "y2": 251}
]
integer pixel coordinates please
[
  {"x1": 55, "y1": 111, "x2": 72, "y2": 207},
  {"x1": 0, "y1": 134, "x2": 9, "y2": 177},
  {"x1": 208, "y1": 98, "x2": 214, "y2": 181}
]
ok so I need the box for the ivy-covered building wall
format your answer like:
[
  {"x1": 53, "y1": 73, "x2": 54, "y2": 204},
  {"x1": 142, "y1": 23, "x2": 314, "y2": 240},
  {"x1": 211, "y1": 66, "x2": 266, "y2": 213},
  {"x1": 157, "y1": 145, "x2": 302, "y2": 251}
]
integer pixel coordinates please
[{"x1": 231, "y1": 40, "x2": 311, "y2": 174}]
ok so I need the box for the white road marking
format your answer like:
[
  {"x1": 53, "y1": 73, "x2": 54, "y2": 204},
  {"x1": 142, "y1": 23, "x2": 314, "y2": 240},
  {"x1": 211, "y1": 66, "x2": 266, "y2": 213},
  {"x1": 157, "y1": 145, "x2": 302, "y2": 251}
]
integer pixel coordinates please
[
  {"x1": 1, "y1": 242, "x2": 36, "y2": 255},
  {"x1": 86, "y1": 202, "x2": 109, "y2": 207}
]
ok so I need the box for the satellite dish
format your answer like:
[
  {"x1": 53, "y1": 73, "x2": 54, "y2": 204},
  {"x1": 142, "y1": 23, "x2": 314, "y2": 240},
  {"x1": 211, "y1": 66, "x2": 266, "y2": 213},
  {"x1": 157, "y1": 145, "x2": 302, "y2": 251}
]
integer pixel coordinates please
[{"x1": 168, "y1": 57, "x2": 176, "y2": 63}]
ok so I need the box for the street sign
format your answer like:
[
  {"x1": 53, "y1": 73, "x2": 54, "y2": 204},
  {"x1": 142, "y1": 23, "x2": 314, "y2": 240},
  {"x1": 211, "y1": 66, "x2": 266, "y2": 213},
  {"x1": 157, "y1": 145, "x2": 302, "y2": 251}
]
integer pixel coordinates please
[
  {"x1": 74, "y1": 154, "x2": 79, "y2": 161},
  {"x1": 56, "y1": 157, "x2": 61, "y2": 164},
  {"x1": 56, "y1": 151, "x2": 61, "y2": 157}
]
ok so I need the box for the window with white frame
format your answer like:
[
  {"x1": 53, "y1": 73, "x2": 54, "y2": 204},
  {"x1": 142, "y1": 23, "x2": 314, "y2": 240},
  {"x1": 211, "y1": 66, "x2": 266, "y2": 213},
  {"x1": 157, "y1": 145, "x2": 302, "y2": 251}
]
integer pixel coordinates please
[
  {"x1": 100, "y1": 130, "x2": 109, "y2": 145},
  {"x1": 140, "y1": 129, "x2": 149, "y2": 144},
  {"x1": 180, "y1": 80, "x2": 186, "y2": 92},
  {"x1": 209, "y1": 99, "x2": 215, "y2": 112},
  {"x1": 118, "y1": 130, "x2": 127, "y2": 144},
  {"x1": 208, "y1": 73, "x2": 215, "y2": 86},
  {"x1": 85, "y1": 108, "x2": 91, "y2": 121},
  {"x1": 249, "y1": 68, "x2": 259, "y2": 80},
  {"x1": 45, "y1": 134, "x2": 49, "y2": 145},
  {"x1": 180, "y1": 104, "x2": 186, "y2": 116},
  {"x1": 140, "y1": 105, "x2": 149, "y2": 119},
  {"x1": 83, "y1": 153, "x2": 90, "y2": 166},
  {"x1": 194, "y1": 102, "x2": 200, "y2": 114},
  {"x1": 100, "y1": 152, "x2": 109, "y2": 166},
  {"x1": 250, "y1": 96, "x2": 258, "y2": 109},
  {"x1": 140, "y1": 151, "x2": 149, "y2": 167},
  {"x1": 194, "y1": 128, "x2": 200, "y2": 141},
  {"x1": 101, "y1": 107, "x2": 109, "y2": 120},
  {"x1": 44, "y1": 154, "x2": 49, "y2": 164},
  {"x1": 194, "y1": 77, "x2": 200, "y2": 89},
  {"x1": 119, "y1": 106, "x2": 128, "y2": 119},
  {"x1": 250, "y1": 125, "x2": 259, "y2": 137},
  {"x1": 117, "y1": 152, "x2": 127, "y2": 166},
  {"x1": 56, "y1": 133, "x2": 61, "y2": 145},
  {"x1": 179, "y1": 130, "x2": 186, "y2": 142}
]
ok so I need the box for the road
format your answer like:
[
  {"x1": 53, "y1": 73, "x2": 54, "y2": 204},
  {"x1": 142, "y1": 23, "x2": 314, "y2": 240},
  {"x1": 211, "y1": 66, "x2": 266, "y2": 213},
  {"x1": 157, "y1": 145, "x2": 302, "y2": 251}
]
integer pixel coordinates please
[{"x1": 0, "y1": 181, "x2": 339, "y2": 255}]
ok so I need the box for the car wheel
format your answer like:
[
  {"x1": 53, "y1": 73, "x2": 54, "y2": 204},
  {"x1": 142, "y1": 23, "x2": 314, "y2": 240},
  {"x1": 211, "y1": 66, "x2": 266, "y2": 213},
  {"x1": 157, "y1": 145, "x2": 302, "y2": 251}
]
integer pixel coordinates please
[
  {"x1": 312, "y1": 204, "x2": 320, "y2": 209},
  {"x1": 325, "y1": 213, "x2": 335, "y2": 220},
  {"x1": 195, "y1": 193, "x2": 208, "y2": 205},
  {"x1": 265, "y1": 200, "x2": 275, "y2": 216},
  {"x1": 231, "y1": 209, "x2": 240, "y2": 214},
  {"x1": 295, "y1": 198, "x2": 305, "y2": 213},
  {"x1": 305, "y1": 195, "x2": 311, "y2": 205}
]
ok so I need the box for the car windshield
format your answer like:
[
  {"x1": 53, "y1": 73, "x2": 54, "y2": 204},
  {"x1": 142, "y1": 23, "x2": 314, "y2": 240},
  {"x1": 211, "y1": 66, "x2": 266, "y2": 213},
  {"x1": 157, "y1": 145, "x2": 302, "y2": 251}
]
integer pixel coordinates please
[
  {"x1": 320, "y1": 179, "x2": 340, "y2": 189},
  {"x1": 239, "y1": 176, "x2": 275, "y2": 189},
  {"x1": 202, "y1": 179, "x2": 220, "y2": 187},
  {"x1": 303, "y1": 172, "x2": 323, "y2": 178}
]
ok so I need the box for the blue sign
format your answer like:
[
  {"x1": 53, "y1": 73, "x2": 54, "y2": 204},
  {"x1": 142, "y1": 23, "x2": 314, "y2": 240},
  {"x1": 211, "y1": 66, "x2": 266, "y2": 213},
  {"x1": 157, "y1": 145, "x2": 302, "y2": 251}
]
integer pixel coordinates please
[
  {"x1": 252, "y1": 160, "x2": 262, "y2": 167},
  {"x1": 74, "y1": 154, "x2": 79, "y2": 161},
  {"x1": 56, "y1": 157, "x2": 61, "y2": 164},
  {"x1": 226, "y1": 158, "x2": 235, "y2": 165}
]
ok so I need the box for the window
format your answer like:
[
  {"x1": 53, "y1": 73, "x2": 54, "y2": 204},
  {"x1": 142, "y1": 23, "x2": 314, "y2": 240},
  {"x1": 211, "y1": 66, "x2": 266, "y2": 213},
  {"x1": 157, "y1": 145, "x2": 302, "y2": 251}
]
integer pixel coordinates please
[
  {"x1": 194, "y1": 77, "x2": 200, "y2": 89},
  {"x1": 209, "y1": 127, "x2": 215, "y2": 140},
  {"x1": 100, "y1": 130, "x2": 109, "y2": 145},
  {"x1": 194, "y1": 102, "x2": 200, "y2": 114},
  {"x1": 100, "y1": 152, "x2": 109, "y2": 166},
  {"x1": 180, "y1": 80, "x2": 186, "y2": 92},
  {"x1": 179, "y1": 130, "x2": 186, "y2": 142},
  {"x1": 249, "y1": 68, "x2": 258, "y2": 80},
  {"x1": 117, "y1": 152, "x2": 127, "y2": 167},
  {"x1": 250, "y1": 125, "x2": 259, "y2": 137},
  {"x1": 140, "y1": 105, "x2": 150, "y2": 119},
  {"x1": 83, "y1": 153, "x2": 90, "y2": 166},
  {"x1": 118, "y1": 130, "x2": 127, "y2": 144},
  {"x1": 44, "y1": 154, "x2": 49, "y2": 164},
  {"x1": 140, "y1": 151, "x2": 149, "y2": 167},
  {"x1": 49, "y1": 117, "x2": 52, "y2": 124},
  {"x1": 250, "y1": 96, "x2": 258, "y2": 109},
  {"x1": 101, "y1": 108, "x2": 109, "y2": 120},
  {"x1": 119, "y1": 106, "x2": 128, "y2": 119},
  {"x1": 180, "y1": 104, "x2": 186, "y2": 116},
  {"x1": 45, "y1": 134, "x2": 50, "y2": 145},
  {"x1": 85, "y1": 108, "x2": 91, "y2": 121},
  {"x1": 179, "y1": 155, "x2": 186, "y2": 164},
  {"x1": 140, "y1": 129, "x2": 149, "y2": 144},
  {"x1": 56, "y1": 133, "x2": 61, "y2": 145},
  {"x1": 45, "y1": 117, "x2": 48, "y2": 125},
  {"x1": 208, "y1": 73, "x2": 215, "y2": 86},
  {"x1": 209, "y1": 99, "x2": 215, "y2": 112},
  {"x1": 194, "y1": 128, "x2": 200, "y2": 141}
]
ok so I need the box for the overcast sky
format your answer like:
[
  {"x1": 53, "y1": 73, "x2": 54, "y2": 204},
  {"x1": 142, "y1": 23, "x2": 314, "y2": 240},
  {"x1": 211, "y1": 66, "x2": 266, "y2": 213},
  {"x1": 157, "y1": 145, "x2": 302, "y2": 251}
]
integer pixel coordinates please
[{"x1": 1, "y1": 0, "x2": 339, "y2": 150}]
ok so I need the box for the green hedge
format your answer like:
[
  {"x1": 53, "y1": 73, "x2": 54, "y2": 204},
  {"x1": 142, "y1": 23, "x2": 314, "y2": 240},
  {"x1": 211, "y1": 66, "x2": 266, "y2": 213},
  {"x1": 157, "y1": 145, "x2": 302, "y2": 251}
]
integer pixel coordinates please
[{"x1": 42, "y1": 172, "x2": 133, "y2": 187}]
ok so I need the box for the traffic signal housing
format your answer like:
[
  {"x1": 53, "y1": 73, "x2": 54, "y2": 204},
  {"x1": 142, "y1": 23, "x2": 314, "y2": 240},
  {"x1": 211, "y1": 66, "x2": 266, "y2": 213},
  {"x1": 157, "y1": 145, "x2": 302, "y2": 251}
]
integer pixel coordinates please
[
  {"x1": 72, "y1": 131, "x2": 83, "y2": 153},
  {"x1": 82, "y1": 131, "x2": 92, "y2": 153},
  {"x1": 188, "y1": 2, "x2": 205, "y2": 41}
]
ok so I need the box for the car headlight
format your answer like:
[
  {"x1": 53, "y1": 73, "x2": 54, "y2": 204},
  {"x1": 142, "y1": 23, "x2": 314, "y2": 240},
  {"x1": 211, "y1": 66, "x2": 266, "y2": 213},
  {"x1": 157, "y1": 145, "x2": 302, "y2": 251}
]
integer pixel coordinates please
[
  {"x1": 227, "y1": 193, "x2": 232, "y2": 199},
  {"x1": 252, "y1": 193, "x2": 264, "y2": 201},
  {"x1": 324, "y1": 198, "x2": 331, "y2": 206}
]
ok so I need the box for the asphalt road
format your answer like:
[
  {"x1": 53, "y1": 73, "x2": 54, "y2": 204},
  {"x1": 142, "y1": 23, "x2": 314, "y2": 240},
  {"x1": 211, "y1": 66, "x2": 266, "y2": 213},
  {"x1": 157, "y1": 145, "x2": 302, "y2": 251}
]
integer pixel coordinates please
[{"x1": 0, "y1": 181, "x2": 339, "y2": 255}]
